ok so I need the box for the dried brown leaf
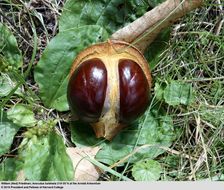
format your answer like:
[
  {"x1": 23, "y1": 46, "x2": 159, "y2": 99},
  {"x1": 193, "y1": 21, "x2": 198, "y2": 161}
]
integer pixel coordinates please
[
  {"x1": 16, "y1": 170, "x2": 25, "y2": 181},
  {"x1": 66, "y1": 147, "x2": 102, "y2": 181}
]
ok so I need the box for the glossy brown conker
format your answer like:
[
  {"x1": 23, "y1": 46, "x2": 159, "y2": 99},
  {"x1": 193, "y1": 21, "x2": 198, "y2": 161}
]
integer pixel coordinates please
[
  {"x1": 67, "y1": 40, "x2": 152, "y2": 140},
  {"x1": 67, "y1": 58, "x2": 107, "y2": 123}
]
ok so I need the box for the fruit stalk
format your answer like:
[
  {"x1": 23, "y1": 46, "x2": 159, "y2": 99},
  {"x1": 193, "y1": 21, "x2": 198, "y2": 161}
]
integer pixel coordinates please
[{"x1": 110, "y1": 0, "x2": 204, "y2": 53}]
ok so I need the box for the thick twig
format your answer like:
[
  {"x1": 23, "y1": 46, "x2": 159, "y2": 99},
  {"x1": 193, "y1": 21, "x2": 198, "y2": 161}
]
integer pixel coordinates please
[{"x1": 111, "y1": 0, "x2": 204, "y2": 53}]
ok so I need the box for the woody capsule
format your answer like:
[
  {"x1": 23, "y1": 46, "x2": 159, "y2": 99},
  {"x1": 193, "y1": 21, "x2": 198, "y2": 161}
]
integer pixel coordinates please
[{"x1": 67, "y1": 40, "x2": 152, "y2": 140}]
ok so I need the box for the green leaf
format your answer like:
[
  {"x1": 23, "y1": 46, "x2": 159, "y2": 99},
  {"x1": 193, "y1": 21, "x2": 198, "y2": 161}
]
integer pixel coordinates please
[
  {"x1": 7, "y1": 104, "x2": 37, "y2": 127},
  {"x1": 19, "y1": 132, "x2": 74, "y2": 181},
  {"x1": 0, "y1": 158, "x2": 16, "y2": 180},
  {"x1": 34, "y1": 25, "x2": 108, "y2": 111},
  {"x1": 59, "y1": 0, "x2": 149, "y2": 33},
  {"x1": 0, "y1": 111, "x2": 21, "y2": 155},
  {"x1": 0, "y1": 73, "x2": 22, "y2": 97},
  {"x1": 0, "y1": 22, "x2": 22, "y2": 69},
  {"x1": 0, "y1": 158, "x2": 22, "y2": 180},
  {"x1": 96, "y1": 141, "x2": 133, "y2": 166},
  {"x1": 95, "y1": 111, "x2": 175, "y2": 165},
  {"x1": 71, "y1": 121, "x2": 103, "y2": 147},
  {"x1": 132, "y1": 159, "x2": 162, "y2": 181},
  {"x1": 164, "y1": 81, "x2": 194, "y2": 106},
  {"x1": 154, "y1": 82, "x2": 166, "y2": 101},
  {"x1": 199, "y1": 106, "x2": 224, "y2": 126}
]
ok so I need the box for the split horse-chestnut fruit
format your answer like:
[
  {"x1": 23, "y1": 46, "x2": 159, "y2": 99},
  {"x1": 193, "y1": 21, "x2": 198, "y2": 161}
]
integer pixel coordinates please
[{"x1": 67, "y1": 40, "x2": 152, "y2": 140}]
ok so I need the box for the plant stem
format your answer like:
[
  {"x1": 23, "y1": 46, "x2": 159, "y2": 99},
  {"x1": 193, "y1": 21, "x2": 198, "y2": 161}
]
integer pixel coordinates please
[
  {"x1": 111, "y1": 0, "x2": 204, "y2": 53},
  {"x1": 86, "y1": 157, "x2": 132, "y2": 181}
]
